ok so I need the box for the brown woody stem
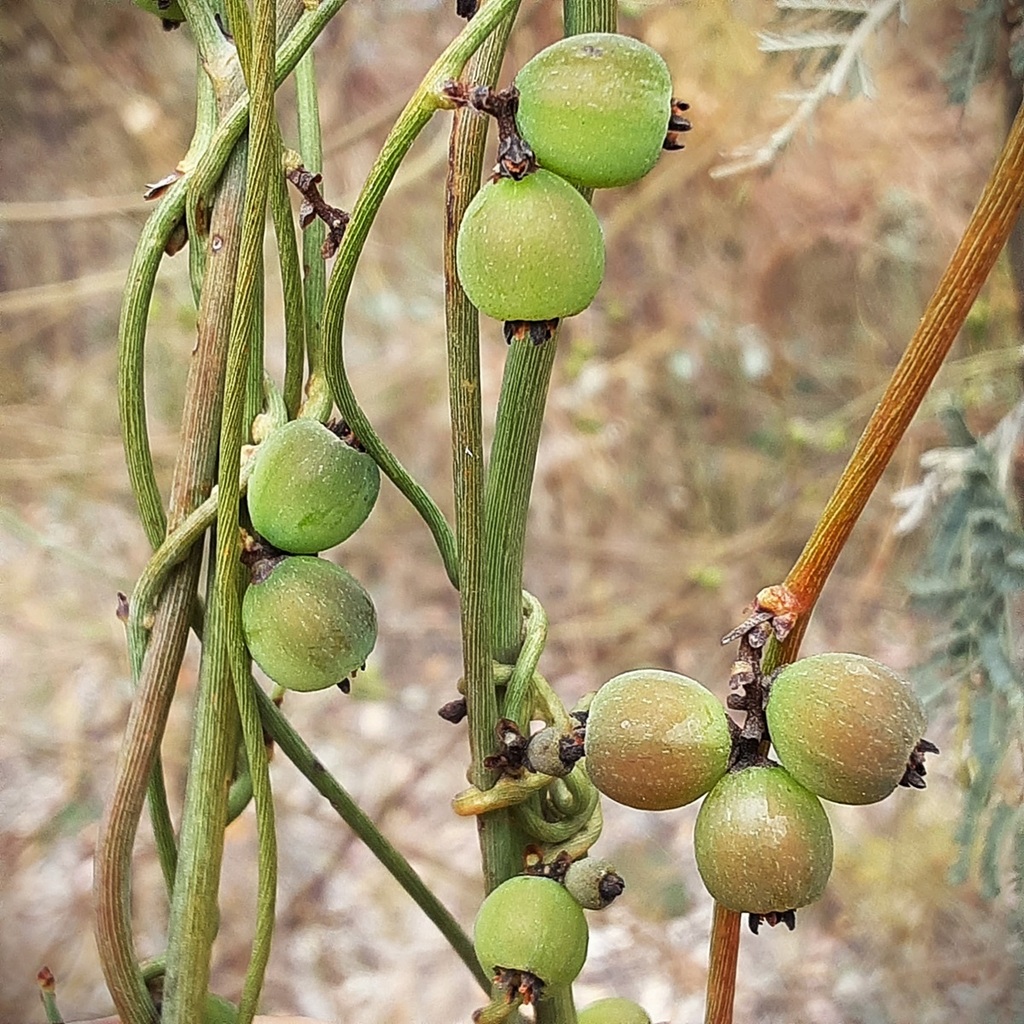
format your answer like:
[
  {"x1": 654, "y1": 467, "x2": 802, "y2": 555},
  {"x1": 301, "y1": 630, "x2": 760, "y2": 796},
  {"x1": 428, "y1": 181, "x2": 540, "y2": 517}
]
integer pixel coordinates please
[
  {"x1": 759, "y1": 99, "x2": 1024, "y2": 656},
  {"x1": 703, "y1": 904, "x2": 741, "y2": 1024},
  {"x1": 707, "y1": 75, "x2": 1024, "y2": 1024}
]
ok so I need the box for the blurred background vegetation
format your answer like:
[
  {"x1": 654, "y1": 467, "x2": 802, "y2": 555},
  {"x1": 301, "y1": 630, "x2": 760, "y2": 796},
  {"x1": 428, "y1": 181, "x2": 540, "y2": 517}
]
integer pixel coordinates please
[{"x1": 1, "y1": 1, "x2": 1022, "y2": 1021}]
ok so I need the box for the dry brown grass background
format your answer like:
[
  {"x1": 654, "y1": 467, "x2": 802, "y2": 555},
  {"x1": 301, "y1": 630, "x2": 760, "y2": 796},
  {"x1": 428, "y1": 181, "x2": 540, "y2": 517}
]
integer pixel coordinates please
[{"x1": 1, "y1": 1, "x2": 1022, "y2": 1022}]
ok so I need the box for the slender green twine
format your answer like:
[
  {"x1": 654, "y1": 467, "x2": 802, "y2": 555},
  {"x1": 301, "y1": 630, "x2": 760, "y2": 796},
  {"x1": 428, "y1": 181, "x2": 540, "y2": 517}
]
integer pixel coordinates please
[
  {"x1": 253, "y1": 685, "x2": 491, "y2": 993},
  {"x1": 321, "y1": 0, "x2": 525, "y2": 591},
  {"x1": 295, "y1": 49, "x2": 330, "y2": 420}
]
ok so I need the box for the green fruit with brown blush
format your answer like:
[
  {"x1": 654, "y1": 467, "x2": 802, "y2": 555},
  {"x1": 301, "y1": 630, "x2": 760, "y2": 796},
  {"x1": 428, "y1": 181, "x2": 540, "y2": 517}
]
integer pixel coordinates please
[
  {"x1": 694, "y1": 765, "x2": 833, "y2": 915},
  {"x1": 766, "y1": 653, "x2": 927, "y2": 804},
  {"x1": 584, "y1": 668, "x2": 732, "y2": 810}
]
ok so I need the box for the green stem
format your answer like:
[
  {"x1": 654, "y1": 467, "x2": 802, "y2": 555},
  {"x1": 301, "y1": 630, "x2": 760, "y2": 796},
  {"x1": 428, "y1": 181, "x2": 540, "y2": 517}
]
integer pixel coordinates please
[
  {"x1": 295, "y1": 49, "x2": 330, "y2": 421},
  {"x1": 501, "y1": 591, "x2": 547, "y2": 730},
  {"x1": 95, "y1": 560, "x2": 200, "y2": 1024},
  {"x1": 562, "y1": 0, "x2": 614, "y2": 36},
  {"x1": 529, "y1": 9, "x2": 616, "y2": 1024},
  {"x1": 272, "y1": 154, "x2": 307, "y2": 420},
  {"x1": 542, "y1": 985, "x2": 579, "y2": 1024},
  {"x1": 99, "y1": 136, "x2": 253, "y2": 1024},
  {"x1": 485, "y1": 340, "x2": 558, "y2": 662},
  {"x1": 162, "y1": 0, "x2": 278, "y2": 1016},
  {"x1": 118, "y1": 176, "x2": 188, "y2": 550},
  {"x1": 444, "y1": 0, "x2": 523, "y2": 894},
  {"x1": 321, "y1": 0, "x2": 524, "y2": 590},
  {"x1": 253, "y1": 685, "x2": 491, "y2": 993}
]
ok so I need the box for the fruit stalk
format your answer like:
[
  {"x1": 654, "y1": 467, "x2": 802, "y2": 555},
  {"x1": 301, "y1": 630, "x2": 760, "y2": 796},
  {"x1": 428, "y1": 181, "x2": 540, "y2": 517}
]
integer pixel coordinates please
[
  {"x1": 764, "y1": 96, "x2": 1024, "y2": 654},
  {"x1": 253, "y1": 685, "x2": 492, "y2": 992},
  {"x1": 444, "y1": 0, "x2": 525, "y2": 892},
  {"x1": 703, "y1": 904, "x2": 741, "y2": 1024}
]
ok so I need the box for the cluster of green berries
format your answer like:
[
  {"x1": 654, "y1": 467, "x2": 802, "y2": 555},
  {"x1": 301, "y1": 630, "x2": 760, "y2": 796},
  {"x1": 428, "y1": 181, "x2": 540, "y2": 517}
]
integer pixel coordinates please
[
  {"x1": 585, "y1": 654, "x2": 930, "y2": 923},
  {"x1": 241, "y1": 419, "x2": 380, "y2": 693},
  {"x1": 456, "y1": 33, "x2": 683, "y2": 324}
]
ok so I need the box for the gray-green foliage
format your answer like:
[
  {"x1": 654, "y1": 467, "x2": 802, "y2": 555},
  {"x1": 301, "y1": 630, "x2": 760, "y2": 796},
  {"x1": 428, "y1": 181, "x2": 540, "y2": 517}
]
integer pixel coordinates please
[
  {"x1": 944, "y1": 0, "x2": 1002, "y2": 104},
  {"x1": 909, "y1": 409, "x2": 1024, "y2": 906}
]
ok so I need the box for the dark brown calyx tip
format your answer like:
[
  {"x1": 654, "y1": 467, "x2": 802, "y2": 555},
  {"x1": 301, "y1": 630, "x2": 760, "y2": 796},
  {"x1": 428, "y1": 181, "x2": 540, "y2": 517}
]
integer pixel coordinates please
[
  {"x1": 748, "y1": 908, "x2": 796, "y2": 934},
  {"x1": 437, "y1": 697, "x2": 468, "y2": 723},
  {"x1": 899, "y1": 737, "x2": 939, "y2": 789},
  {"x1": 503, "y1": 319, "x2": 559, "y2": 346}
]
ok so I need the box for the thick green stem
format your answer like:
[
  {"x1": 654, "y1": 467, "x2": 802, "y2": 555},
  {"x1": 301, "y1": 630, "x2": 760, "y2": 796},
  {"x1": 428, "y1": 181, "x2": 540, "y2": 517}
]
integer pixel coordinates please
[
  {"x1": 445, "y1": 0, "x2": 523, "y2": 894},
  {"x1": 541, "y1": 985, "x2": 578, "y2": 1024},
  {"x1": 484, "y1": 340, "x2": 558, "y2": 662},
  {"x1": 162, "y1": 0, "x2": 279, "y2": 1016}
]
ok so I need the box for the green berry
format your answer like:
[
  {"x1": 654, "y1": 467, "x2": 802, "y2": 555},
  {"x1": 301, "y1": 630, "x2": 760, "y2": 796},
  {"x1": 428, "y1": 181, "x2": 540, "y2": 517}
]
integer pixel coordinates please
[
  {"x1": 766, "y1": 653, "x2": 927, "y2": 805},
  {"x1": 247, "y1": 418, "x2": 380, "y2": 554},
  {"x1": 578, "y1": 997, "x2": 652, "y2": 1024},
  {"x1": 242, "y1": 556, "x2": 376, "y2": 692},
  {"x1": 473, "y1": 875, "x2": 588, "y2": 987},
  {"x1": 563, "y1": 857, "x2": 624, "y2": 910},
  {"x1": 694, "y1": 765, "x2": 833, "y2": 915},
  {"x1": 515, "y1": 33, "x2": 672, "y2": 189},
  {"x1": 203, "y1": 995, "x2": 237, "y2": 1024},
  {"x1": 584, "y1": 669, "x2": 732, "y2": 810},
  {"x1": 456, "y1": 168, "x2": 605, "y2": 322}
]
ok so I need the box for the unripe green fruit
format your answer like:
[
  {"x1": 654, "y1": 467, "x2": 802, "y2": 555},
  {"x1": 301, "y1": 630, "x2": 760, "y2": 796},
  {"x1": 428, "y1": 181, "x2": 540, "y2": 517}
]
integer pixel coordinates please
[
  {"x1": 456, "y1": 168, "x2": 605, "y2": 322},
  {"x1": 242, "y1": 556, "x2": 376, "y2": 692},
  {"x1": 515, "y1": 33, "x2": 672, "y2": 189},
  {"x1": 563, "y1": 857, "x2": 624, "y2": 910},
  {"x1": 584, "y1": 669, "x2": 732, "y2": 810},
  {"x1": 694, "y1": 766, "x2": 833, "y2": 914},
  {"x1": 526, "y1": 725, "x2": 574, "y2": 777},
  {"x1": 247, "y1": 418, "x2": 380, "y2": 554},
  {"x1": 578, "y1": 997, "x2": 652, "y2": 1024},
  {"x1": 473, "y1": 875, "x2": 588, "y2": 987},
  {"x1": 767, "y1": 653, "x2": 927, "y2": 805},
  {"x1": 203, "y1": 994, "x2": 238, "y2": 1024}
]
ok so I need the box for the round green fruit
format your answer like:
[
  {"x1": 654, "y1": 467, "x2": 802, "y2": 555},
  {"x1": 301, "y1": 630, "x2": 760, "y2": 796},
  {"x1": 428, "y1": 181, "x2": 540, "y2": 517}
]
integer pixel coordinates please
[
  {"x1": 203, "y1": 994, "x2": 238, "y2": 1024},
  {"x1": 515, "y1": 33, "x2": 672, "y2": 189},
  {"x1": 694, "y1": 765, "x2": 833, "y2": 915},
  {"x1": 247, "y1": 418, "x2": 380, "y2": 554},
  {"x1": 473, "y1": 875, "x2": 588, "y2": 987},
  {"x1": 584, "y1": 669, "x2": 732, "y2": 810},
  {"x1": 242, "y1": 556, "x2": 377, "y2": 692},
  {"x1": 578, "y1": 997, "x2": 652, "y2": 1024},
  {"x1": 766, "y1": 653, "x2": 926, "y2": 805},
  {"x1": 456, "y1": 168, "x2": 605, "y2": 322}
]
